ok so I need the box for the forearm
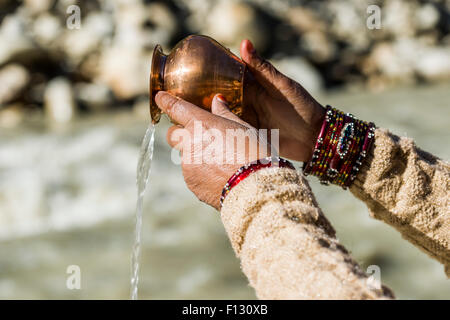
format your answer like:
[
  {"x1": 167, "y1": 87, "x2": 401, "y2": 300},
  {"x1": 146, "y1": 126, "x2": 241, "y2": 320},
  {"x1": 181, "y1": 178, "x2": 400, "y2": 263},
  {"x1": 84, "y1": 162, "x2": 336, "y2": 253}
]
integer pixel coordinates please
[
  {"x1": 350, "y1": 128, "x2": 450, "y2": 276},
  {"x1": 220, "y1": 167, "x2": 394, "y2": 299}
]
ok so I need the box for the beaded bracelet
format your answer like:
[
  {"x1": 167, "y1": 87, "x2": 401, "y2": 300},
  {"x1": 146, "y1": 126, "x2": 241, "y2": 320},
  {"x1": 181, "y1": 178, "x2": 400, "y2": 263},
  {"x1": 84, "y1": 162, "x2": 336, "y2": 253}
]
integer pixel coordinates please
[
  {"x1": 303, "y1": 105, "x2": 375, "y2": 188},
  {"x1": 220, "y1": 157, "x2": 295, "y2": 207}
]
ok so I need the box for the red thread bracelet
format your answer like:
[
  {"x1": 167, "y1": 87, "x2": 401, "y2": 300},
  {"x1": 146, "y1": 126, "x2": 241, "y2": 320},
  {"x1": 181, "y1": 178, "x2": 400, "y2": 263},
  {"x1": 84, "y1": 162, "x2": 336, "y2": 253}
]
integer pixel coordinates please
[{"x1": 220, "y1": 157, "x2": 295, "y2": 207}]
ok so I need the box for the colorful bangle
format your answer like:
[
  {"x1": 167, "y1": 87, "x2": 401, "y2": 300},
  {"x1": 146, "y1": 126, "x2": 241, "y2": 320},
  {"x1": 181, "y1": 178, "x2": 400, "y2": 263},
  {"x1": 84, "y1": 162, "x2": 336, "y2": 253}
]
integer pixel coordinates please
[
  {"x1": 303, "y1": 105, "x2": 376, "y2": 188},
  {"x1": 220, "y1": 157, "x2": 295, "y2": 207}
]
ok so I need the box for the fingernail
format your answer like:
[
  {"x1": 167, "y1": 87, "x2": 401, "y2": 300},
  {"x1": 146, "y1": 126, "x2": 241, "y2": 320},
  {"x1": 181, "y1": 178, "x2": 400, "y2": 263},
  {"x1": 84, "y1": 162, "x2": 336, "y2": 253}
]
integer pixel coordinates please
[
  {"x1": 246, "y1": 40, "x2": 256, "y2": 54},
  {"x1": 216, "y1": 94, "x2": 228, "y2": 104}
]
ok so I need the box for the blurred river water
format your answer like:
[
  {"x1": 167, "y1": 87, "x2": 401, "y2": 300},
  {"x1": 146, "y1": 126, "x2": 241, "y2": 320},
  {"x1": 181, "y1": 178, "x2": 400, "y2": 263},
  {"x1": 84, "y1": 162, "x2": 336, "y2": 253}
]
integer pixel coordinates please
[{"x1": 0, "y1": 83, "x2": 449, "y2": 299}]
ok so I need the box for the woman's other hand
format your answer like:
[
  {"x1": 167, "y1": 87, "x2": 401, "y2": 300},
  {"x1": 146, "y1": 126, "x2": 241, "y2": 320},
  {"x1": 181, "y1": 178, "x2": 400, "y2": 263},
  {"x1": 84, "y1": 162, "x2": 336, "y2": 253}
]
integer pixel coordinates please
[{"x1": 240, "y1": 39, "x2": 325, "y2": 162}]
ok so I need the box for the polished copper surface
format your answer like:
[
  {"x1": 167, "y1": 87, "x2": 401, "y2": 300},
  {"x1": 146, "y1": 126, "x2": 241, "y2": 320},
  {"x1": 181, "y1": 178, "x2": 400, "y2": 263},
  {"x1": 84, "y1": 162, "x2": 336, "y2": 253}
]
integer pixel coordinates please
[{"x1": 150, "y1": 35, "x2": 248, "y2": 124}]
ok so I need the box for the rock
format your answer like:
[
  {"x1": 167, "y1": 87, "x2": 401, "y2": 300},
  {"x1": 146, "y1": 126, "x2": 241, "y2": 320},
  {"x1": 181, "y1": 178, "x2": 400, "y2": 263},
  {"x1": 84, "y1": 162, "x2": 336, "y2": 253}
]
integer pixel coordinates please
[
  {"x1": 416, "y1": 47, "x2": 450, "y2": 82},
  {"x1": 144, "y1": 2, "x2": 177, "y2": 46},
  {"x1": 273, "y1": 57, "x2": 323, "y2": 94},
  {"x1": 0, "y1": 64, "x2": 30, "y2": 106},
  {"x1": 287, "y1": 6, "x2": 326, "y2": 33},
  {"x1": 326, "y1": 0, "x2": 369, "y2": 50},
  {"x1": 61, "y1": 12, "x2": 113, "y2": 63},
  {"x1": 112, "y1": 1, "x2": 153, "y2": 49},
  {"x1": 202, "y1": 1, "x2": 269, "y2": 52},
  {"x1": 97, "y1": 47, "x2": 150, "y2": 99},
  {"x1": 178, "y1": 0, "x2": 217, "y2": 32},
  {"x1": 367, "y1": 37, "x2": 450, "y2": 84},
  {"x1": 301, "y1": 31, "x2": 336, "y2": 63},
  {"x1": 415, "y1": 3, "x2": 440, "y2": 31},
  {"x1": 367, "y1": 41, "x2": 416, "y2": 83},
  {"x1": 32, "y1": 13, "x2": 61, "y2": 46},
  {"x1": 0, "y1": 104, "x2": 24, "y2": 128},
  {"x1": 23, "y1": 0, "x2": 53, "y2": 15},
  {"x1": 75, "y1": 82, "x2": 112, "y2": 111},
  {"x1": 44, "y1": 77, "x2": 76, "y2": 123},
  {"x1": 417, "y1": 33, "x2": 439, "y2": 46},
  {"x1": 78, "y1": 53, "x2": 101, "y2": 79},
  {"x1": 383, "y1": 0, "x2": 417, "y2": 38},
  {"x1": 0, "y1": 13, "x2": 34, "y2": 65},
  {"x1": 111, "y1": 1, "x2": 176, "y2": 49}
]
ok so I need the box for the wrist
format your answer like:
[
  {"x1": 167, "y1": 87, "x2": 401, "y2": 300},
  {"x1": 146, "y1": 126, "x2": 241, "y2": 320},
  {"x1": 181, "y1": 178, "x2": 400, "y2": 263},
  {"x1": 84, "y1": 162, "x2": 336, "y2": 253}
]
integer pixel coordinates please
[
  {"x1": 303, "y1": 105, "x2": 376, "y2": 188},
  {"x1": 305, "y1": 103, "x2": 327, "y2": 161},
  {"x1": 220, "y1": 157, "x2": 295, "y2": 207}
]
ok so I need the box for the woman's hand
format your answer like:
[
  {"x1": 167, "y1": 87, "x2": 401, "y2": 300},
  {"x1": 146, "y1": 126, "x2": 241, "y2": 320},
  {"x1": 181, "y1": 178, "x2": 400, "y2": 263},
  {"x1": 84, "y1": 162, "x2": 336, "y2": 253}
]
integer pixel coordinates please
[
  {"x1": 155, "y1": 91, "x2": 271, "y2": 209},
  {"x1": 240, "y1": 39, "x2": 325, "y2": 162}
]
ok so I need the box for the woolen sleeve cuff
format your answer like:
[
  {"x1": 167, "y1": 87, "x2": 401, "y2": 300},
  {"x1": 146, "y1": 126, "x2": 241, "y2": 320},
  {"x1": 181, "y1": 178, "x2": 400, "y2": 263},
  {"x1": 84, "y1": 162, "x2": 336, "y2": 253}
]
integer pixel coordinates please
[{"x1": 221, "y1": 166, "x2": 394, "y2": 299}]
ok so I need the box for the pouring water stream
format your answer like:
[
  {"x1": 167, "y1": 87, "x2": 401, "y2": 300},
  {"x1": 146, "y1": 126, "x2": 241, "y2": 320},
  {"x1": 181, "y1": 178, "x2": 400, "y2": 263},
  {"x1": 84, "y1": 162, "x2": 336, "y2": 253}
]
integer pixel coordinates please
[{"x1": 130, "y1": 123, "x2": 156, "y2": 300}]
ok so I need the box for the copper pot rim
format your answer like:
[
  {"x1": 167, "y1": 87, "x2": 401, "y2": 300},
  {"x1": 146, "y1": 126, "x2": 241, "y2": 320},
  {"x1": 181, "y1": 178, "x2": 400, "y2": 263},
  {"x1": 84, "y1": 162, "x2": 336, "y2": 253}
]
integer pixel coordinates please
[{"x1": 149, "y1": 44, "x2": 166, "y2": 124}]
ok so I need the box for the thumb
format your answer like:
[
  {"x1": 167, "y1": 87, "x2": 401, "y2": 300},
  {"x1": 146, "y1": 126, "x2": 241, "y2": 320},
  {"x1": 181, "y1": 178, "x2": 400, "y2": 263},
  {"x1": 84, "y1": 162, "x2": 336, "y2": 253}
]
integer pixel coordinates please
[
  {"x1": 240, "y1": 39, "x2": 293, "y2": 93},
  {"x1": 211, "y1": 94, "x2": 250, "y2": 126}
]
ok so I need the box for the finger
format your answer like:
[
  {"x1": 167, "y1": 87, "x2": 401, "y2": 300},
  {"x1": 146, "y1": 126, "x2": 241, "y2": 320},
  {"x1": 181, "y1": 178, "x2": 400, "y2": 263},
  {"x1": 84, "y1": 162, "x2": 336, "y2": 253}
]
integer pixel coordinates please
[
  {"x1": 211, "y1": 94, "x2": 250, "y2": 126},
  {"x1": 166, "y1": 125, "x2": 186, "y2": 150},
  {"x1": 240, "y1": 39, "x2": 293, "y2": 92},
  {"x1": 155, "y1": 91, "x2": 210, "y2": 126}
]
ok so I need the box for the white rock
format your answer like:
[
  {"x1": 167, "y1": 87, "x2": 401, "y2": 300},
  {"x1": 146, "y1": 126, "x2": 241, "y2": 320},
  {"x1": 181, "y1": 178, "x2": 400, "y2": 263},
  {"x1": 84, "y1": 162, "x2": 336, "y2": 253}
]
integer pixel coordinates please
[
  {"x1": 416, "y1": 48, "x2": 450, "y2": 81},
  {"x1": 75, "y1": 82, "x2": 112, "y2": 111},
  {"x1": 415, "y1": 3, "x2": 440, "y2": 31},
  {"x1": 23, "y1": 0, "x2": 53, "y2": 14},
  {"x1": 287, "y1": 6, "x2": 326, "y2": 33},
  {"x1": 111, "y1": 2, "x2": 176, "y2": 49},
  {"x1": 0, "y1": 14, "x2": 34, "y2": 65},
  {"x1": 112, "y1": 2, "x2": 150, "y2": 48},
  {"x1": 369, "y1": 41, "x2": 414, "y2": 81},
  {"x1": 383, "y1": 0, "x2": 417, "y2": 37},
  {"x1": 145, "y1": 2, "x2": 177, "y2": 45},
  {"x1": 203, "y1": 1, "x2": 268, "y2": 51},
  {"x1": 177, "y1": 0, "x2": 216, "y2": 32},
  {"x1": 369, "y1": 37, "x2": 450, "y2": 83},
  {"x1": 97, "y1": 47, "x2": 150, "y2": 99},
  {"x1": 61, "y1": 12, "x2": 113, "y2": 63},
  {"x1": 0, "y1": 64, "x2": 30, "y2": 106},
  {"x1": 302, "y1": 31, "x2": 336, "y2": 63},
  {"x1": 32, "y1": 13, "x2": 61, "y2": 45},
  {"x1": 44, "y1": 77, "x2": 76, "y2": 123},
  {"x1": 0, "y1": 104, "x2": 24, "y2": 128},
  {"x1": 273, "y1": 57, "x2": 323, "y2": 94},
  {"x1": 327, "y1": 0, "x2": 369, "y2": 50}
]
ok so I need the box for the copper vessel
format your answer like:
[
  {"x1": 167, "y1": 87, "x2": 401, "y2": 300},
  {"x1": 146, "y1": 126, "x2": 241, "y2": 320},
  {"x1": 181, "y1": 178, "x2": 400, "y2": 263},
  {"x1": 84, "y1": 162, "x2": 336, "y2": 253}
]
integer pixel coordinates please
[{"x1": 150, "y1": 35, "x2": 249, "y2": 124}]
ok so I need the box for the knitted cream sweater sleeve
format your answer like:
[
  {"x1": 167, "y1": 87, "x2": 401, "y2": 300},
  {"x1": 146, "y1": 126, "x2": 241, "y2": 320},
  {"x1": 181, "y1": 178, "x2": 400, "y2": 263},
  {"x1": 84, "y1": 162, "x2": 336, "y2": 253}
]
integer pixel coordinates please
[
  {"x1": 220, "y1": 167, "x2": 394, "y2": 299},
  {"x1": 350, "y1": 128, "x2": 450, "y2": 277}
]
